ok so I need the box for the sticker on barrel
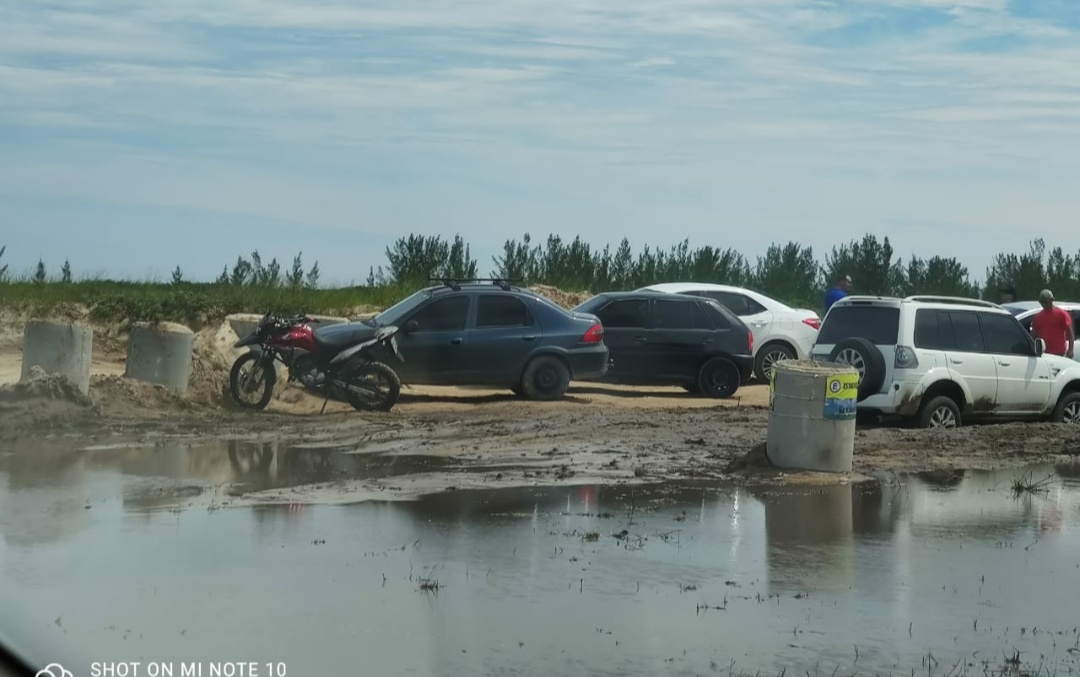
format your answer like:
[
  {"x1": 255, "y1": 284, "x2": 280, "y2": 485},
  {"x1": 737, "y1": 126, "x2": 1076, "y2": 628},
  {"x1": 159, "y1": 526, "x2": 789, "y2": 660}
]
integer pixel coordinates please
[{"x1": 823, "y1": 372, "x2": 859, "y2": 420}]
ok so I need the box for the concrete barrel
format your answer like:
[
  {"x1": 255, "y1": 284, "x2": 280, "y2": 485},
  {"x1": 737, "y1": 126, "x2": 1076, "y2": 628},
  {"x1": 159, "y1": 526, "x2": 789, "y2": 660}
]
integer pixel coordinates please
[
  {"x1": 125, "y1": 322, "x2": 195, "y2": 394},
  {"x1": 20, "y1": 321, "x2": 94, "y2": 395},
  {"x1": 766, "y1": 360, "x2": 858, "y2": 473}
]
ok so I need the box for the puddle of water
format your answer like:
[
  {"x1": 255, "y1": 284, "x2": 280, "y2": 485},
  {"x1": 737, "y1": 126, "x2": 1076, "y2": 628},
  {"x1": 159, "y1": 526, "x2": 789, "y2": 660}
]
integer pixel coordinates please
[{"x1": 2, "y1": 448, "x2": 1080, "y2": 676}]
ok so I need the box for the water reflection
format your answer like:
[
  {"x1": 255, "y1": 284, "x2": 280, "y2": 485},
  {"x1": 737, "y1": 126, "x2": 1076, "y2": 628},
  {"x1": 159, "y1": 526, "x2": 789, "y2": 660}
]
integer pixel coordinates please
[{"x1": 3, "y1": 451, "x2": 1080, "y2": 676}]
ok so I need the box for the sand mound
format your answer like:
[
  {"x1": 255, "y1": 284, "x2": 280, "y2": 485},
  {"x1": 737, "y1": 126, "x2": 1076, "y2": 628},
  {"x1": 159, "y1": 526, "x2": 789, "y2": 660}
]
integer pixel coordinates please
[
  {"x1": 528, "y1": 285, "x2": 592, "y2": 309},
  {"x1": 0, "y1": 366, "x2": 97, "y2": 435},
  {"x1": 89, "y1": 374, "x2": 192, "y2": 416},
  {"x1": 0, "y1": 366, "x2": 93, "y2": 406}
]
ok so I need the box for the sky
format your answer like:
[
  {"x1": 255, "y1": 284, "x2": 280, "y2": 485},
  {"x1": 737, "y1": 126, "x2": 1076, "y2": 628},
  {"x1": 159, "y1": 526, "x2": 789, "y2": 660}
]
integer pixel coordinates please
[{"x1": 2, "y1": 0, "x2": 1079, "y2": 286}]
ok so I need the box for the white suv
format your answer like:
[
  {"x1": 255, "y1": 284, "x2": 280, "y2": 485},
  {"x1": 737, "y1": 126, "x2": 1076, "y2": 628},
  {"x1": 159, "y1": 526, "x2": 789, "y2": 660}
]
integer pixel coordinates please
[
  {"x1": 637, "y1": 282, "x2": 820, "y2": 381},
  {"x1": 810, "y1": 295, "x2": 1080, "y2": 428}
]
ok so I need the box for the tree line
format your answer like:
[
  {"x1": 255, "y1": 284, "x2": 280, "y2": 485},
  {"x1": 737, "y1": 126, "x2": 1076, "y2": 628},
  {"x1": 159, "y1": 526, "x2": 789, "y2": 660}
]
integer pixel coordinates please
[
  {"x1": 370, "y1": 233, "x2": 1078, "y2": 311},
  {"x1": 3, "y1": 235, "x2": 1078, "y2": 313}
]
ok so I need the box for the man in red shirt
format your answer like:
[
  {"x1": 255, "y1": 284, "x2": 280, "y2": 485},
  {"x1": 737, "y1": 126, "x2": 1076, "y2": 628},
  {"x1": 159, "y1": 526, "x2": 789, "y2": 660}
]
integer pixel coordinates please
[{"x1": 1031, "y1": 289, "x2": 1075, "y2": 357}]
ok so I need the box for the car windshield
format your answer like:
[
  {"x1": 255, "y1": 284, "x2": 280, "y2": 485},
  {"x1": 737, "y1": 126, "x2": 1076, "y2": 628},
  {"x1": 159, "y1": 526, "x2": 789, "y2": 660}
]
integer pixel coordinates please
[
  {"x1": 817, "y1": 305, "x2": 901, "y2": 345},
  {"x1": 371, "y1": 290, "x2": 432, "y2": 326}
]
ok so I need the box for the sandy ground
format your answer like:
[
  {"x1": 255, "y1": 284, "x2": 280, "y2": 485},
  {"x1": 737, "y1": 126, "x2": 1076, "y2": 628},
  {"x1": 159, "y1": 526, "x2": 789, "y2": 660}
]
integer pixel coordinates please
[{"x1": 2, "y1": 310, "x2": 1079, "y2": 505}]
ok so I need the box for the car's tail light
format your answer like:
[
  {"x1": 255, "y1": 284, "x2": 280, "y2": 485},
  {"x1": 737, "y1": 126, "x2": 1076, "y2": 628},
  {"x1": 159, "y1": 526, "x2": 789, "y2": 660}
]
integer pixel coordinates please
[
  {"x1": 582, "y1": 323, "x2": 604, "y2": 343},
  {"x1": 748, "y1": 331, "x2": 754, "y2": 354},
  {"x1": 895, "y1": 345, "x2": 919, "y2": 369},
  {"x1": 803, "y1": 317, "x2": 821, "y2": 330}
]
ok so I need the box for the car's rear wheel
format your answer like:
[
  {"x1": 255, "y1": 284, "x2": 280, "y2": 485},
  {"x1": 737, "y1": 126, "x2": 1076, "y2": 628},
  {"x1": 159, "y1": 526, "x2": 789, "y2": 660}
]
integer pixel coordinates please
[
  {"x1": 698, "y1": 358, "x2": 740, "y2": 399},
  {"x1": 521, "y1": 355, "x2": 571, "y2": 401},
  {"x1": 828, "y1": 337, "x2": 886, "y2": 401},
  {"x1": 1052, "y1": 392, "x2": 1080, "y2": 424},
  {"x1": 754, "y1": 342, "x2": 795, "y2": 382},
  {"x1": 916, "y1": 395, "x2": 961, "y2": 429}
]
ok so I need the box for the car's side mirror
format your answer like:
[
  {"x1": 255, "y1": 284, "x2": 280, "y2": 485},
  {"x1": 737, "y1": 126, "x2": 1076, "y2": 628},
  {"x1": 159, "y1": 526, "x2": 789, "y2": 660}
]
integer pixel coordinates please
[
  {"x1": 402, "y1": 320, "x2": 419, "y2": 334},
  {"x1": 1035, "y1": 338, "x2": 1046, "y2": 356}
]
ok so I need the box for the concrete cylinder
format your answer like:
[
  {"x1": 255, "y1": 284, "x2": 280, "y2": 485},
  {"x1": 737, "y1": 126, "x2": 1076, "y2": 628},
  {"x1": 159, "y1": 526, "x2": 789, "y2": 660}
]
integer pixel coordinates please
[
  {"x1": 20, "y1": 321, "x2": 93, "y2": 395},
  {"x1": 766, "y1": 360, "x2": 858, "y2": 473},
  {"x1": 125, "y1": 322, "x2": 194, "y2": 394}
]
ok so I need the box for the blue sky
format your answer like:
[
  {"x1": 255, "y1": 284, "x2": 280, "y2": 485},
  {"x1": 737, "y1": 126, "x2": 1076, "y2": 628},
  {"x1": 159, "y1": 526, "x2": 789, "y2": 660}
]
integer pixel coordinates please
[{"x1": 1, "y1": 0, "x2": 1079, "y2": 285}]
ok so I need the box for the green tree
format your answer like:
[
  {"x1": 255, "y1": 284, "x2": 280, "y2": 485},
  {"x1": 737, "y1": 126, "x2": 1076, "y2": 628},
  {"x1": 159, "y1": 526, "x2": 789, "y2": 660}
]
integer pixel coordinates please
[
  {"x1": 288, "y1": 253, "x2": 305, "y2": 288},
  {"x1": 491, "y1": 233, "x2": 540, "y2": 283},
  {"x1": 902, "y1": 256, "x2": 978, "y2": 297},
  {"x1": 983, "y1": 239, "x2": 1048, "y2": 301},
  {"x1": 60, "y1": 259, "x2": 72, "y2": 284},
  {"x1": 0, "y1": 245, "x2": 8, "y2": 281},
  {"x1": 171, "y1": 266, "x2": 184, "y2": 285},
  {"x1": 305, "y1": 261, "x2": 321, "y2": 289},
  {"x1": 230, "y1": 256, "x2": 252, "y2": 286},
  {"x1": 824, "y1": 234, "x2": 904, "y2": 297},
  {"x1": 216, "y1": 266, "x2": 230, "y2": 285},
  {"x1": 752, "y1": 242, "x2": 821, "y2": 308},
  {"x1": 33, "y1": 259, "x2": 46, "y2": 284}
]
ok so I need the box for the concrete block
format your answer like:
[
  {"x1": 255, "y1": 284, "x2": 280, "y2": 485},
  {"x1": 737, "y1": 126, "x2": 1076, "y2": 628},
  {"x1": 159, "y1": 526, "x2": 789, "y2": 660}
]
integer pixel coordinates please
[
  {"x1": 20, "y1": 321, "x2": 94, "y2": 395},
  {"x1": 125, "y1": 322, "x2": 195, "y2": 394}
]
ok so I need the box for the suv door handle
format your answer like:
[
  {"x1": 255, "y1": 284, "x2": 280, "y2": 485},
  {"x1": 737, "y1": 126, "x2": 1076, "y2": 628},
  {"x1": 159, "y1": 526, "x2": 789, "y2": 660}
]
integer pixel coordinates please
[
  {"x1": 522, "y1": 335, "x2": 537, "y2": 341},
  {"x1": 634, "y1": 337, "x2": 647, "y2": 344},
  {"x1": 998, "y1": 361, "x2": 1011, "y2": 366},
  {"x1": 950, "y1": 359, "x2": 963, "y2": 365},
  {"x1": 450, "y1": 338, "x2": 463, "y2": 345},
  {"x1": 702, "y1": 338, "x2": 713, "y2": 344}
]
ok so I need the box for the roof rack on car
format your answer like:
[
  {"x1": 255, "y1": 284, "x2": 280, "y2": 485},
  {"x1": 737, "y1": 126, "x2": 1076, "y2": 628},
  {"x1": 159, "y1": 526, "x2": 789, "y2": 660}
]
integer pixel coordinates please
[
  {"x1": 903, "y1": 295, "x2": 1002, "y2": 309},
  {"x1": 427, "y1": 278, "x2": 521, "y2": 291}
]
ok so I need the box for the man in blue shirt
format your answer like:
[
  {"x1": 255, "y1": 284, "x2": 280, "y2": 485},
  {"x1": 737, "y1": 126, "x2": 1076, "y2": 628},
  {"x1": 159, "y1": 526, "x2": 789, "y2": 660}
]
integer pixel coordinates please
[{"x1": 824, "y1": 274, "x2": 852, "y2": 312}]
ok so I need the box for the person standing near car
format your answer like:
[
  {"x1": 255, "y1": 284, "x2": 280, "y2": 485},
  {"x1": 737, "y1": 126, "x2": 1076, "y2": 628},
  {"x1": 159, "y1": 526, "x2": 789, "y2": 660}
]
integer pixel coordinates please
[
  {"x1": 999, "y1": 285, "x2": 1017, "y2": 304},
  {"x1": 824, "y1": 274, "x2": 852, "y2": 312},
  {"x1": 1031, "y1": 289, "x2": 1074, "y2": 357}
]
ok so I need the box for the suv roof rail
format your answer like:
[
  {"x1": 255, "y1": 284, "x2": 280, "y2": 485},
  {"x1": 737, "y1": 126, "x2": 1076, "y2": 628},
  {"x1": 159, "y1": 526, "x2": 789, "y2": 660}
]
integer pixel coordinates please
[
  {"x1": 427, "y1": 277, "x2": 522, "y2": 291},
  {"x1": 903, "y1": 295, "x2": 1001, "y2": 309}
]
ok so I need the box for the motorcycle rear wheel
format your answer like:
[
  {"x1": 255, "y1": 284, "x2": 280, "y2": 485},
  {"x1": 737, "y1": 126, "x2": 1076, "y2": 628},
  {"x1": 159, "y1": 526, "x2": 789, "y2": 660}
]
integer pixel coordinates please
[
  {"x1": 341, "y1": 360, "x2": 401, "y2": 412},
  {"x1": 229, "y1": 353, "x2": 276, "y2": 410}
]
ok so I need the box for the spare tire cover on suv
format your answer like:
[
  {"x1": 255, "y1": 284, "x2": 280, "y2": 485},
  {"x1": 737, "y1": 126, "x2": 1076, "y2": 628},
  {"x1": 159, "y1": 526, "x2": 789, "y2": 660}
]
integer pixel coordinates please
[{"x1": 828, "y1": 337, "x2": 886, "y2": 402}]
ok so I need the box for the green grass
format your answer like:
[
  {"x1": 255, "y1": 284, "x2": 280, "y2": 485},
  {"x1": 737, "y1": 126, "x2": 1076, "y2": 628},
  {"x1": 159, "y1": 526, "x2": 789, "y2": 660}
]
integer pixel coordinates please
[{"x1": 0, "y1": 280, "x2": 422, "y2": 324}]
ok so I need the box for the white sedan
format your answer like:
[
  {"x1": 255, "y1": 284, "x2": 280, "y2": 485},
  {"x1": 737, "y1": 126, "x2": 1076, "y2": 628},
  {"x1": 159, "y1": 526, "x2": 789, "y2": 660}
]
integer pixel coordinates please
[{"x1": 636, "y1": 282, "x2": 821, "y2": 381}]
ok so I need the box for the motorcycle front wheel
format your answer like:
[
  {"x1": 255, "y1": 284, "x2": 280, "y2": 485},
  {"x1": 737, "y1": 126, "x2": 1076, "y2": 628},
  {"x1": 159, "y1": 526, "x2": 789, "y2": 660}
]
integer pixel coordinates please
[
  {"x1": 340, "y1": 360, "x2": 401, "y2": 412},
  {"x1": 229, "y1": 353, "x2": 277, "y2": 409}
]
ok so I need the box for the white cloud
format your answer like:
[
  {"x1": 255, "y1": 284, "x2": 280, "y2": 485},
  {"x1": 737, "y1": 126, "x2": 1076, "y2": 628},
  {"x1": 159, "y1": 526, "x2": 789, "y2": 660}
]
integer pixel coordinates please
[{"x1": 1, "y1": 0, "x2": 1079, "y2": 280}]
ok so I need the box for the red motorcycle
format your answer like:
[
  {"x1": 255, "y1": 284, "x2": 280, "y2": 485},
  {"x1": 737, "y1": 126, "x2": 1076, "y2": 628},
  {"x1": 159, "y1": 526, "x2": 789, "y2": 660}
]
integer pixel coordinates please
[{"x1": 229, "y1": 312, "x2": 403, "y2": 412}]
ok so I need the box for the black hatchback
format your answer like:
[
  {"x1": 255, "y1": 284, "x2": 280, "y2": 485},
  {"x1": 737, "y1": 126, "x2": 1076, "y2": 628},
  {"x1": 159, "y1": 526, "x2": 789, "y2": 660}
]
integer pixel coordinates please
[{"x1": 573, "y1": 291, "x2": 754, "y2": 398}]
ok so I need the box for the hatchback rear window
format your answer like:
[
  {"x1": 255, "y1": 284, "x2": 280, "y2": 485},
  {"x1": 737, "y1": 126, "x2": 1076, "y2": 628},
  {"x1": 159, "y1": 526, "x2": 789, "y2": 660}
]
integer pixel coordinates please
[{"x1": 817, "y1": 305, "x2": 900, "y2": 345}]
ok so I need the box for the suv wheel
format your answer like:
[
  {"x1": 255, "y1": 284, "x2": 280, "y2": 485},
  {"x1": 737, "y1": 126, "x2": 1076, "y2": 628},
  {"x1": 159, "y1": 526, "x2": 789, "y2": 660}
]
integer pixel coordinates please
[
  {"x1": 1052, "y1": 392, "x2": 1080, "y2": 424},
  {"x1": 916, "y1": 396, "x2": 961, "y2": 429},
  {"x1": 828, "y1": 337, "x2": 886, "y2": 401}
]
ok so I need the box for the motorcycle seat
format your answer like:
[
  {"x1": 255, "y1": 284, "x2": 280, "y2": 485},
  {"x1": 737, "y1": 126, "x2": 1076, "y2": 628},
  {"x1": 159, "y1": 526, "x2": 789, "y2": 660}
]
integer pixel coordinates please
[{"x1": 312, "y1": 323, "x2": 378, "y2": 355}]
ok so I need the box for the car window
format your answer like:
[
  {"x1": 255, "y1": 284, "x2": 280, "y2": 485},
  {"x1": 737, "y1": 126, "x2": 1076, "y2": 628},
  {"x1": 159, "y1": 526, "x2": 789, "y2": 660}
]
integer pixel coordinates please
[
  {"x1": 595, "y1": 299, "x2": 650, "y2": 328},
  {"x1": 817, "y1": 305, "x2": 900, "y2": 345},
  {"x1": 653, "y1": 299, "x2": 710, "y2": 330},
  {"x1": 407, "y1": 295, "x2": 469, "y2": 332},
  {"x1": 476, "y1": 295, "x2": 533, "y2": 328},
  {"x1": 914, "y1": 308, "x2": 950, "y2": 350},
  {"x1": 946, "y1": 311, "x2": 985, "y2": 353},
  {"x1": 700, "y1": 300, "x2": 732, "y2": 329},
  {"x1": 685, "y1": 291, "x2": 765, "y2": 316},
  {"x1": 980, "y1": 313, "x2": 1033, "y2": 356},
  {"x1": 1019, "y1": 315, "x2": 1034, "y2": 331}
]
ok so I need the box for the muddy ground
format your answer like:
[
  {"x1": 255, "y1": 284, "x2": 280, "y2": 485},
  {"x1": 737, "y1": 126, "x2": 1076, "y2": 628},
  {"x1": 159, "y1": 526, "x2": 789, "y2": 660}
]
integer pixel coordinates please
[{"x1": 2, "y1": 309, "x2": 1080, "y2": 504}]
